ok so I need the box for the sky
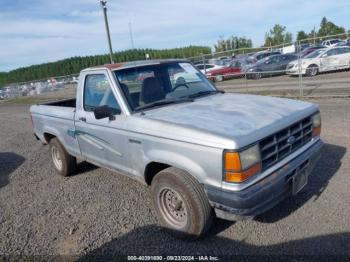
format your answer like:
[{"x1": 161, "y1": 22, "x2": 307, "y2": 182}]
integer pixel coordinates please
[{"x1": 0, "y1": 0, "x2": 350, "y2": 72}]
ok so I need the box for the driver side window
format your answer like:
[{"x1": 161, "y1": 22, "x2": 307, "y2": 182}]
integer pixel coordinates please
[
  {"x1": 326, "y1": 49, "x2": 339, "y2": 57},
  {"x1": 84, "y1": 74, "x2": 121, "y2": 114}
]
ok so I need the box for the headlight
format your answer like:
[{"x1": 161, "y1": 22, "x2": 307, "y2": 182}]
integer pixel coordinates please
[
  {"x1": 223, "y1": 144, "x2": 261, "y2": 183},
  {"x1": 312, "y1": 112, "x2": 321, "y2": 137}
]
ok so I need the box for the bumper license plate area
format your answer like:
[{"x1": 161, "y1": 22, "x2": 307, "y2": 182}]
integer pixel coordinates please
[{"x1": 292, "y1": 170, "x2": 308, "y2": 195}]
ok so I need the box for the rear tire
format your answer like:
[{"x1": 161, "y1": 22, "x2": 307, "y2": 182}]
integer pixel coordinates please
[
  {"x1": 49, "y1": 138, "x2": 76, "y2": 177},
  {"x1": 151, "y1": 167, "x2": 213, "y2": 239},
  {"x1": 306, "y1": 65, "x2": 319, "y2": 77}
]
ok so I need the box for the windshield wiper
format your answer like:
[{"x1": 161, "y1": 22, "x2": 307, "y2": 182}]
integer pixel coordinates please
[
  {"x1": 186, "y1": 90, "x2": 225, "y2": 99},
  {"x1": 134, "y1": 97, "x2": 194, "y2": 112}
]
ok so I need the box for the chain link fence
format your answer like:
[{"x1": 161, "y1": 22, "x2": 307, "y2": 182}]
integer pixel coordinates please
[
  {"x1": 1, "y1": 32, "x2": 350, "y2": 101},
  {"x1": 188, "y1": 32, "x2": 350, "y2": 98},
  {"x1": 0, "y1": 73, "x2": 79, "y2": 100}
]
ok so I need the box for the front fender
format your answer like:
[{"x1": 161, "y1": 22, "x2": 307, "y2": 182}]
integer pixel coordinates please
[{"x1": 144, "y1": 149, "x2": 210, "y2": 185}]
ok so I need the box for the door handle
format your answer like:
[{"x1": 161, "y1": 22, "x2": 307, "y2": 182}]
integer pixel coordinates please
[{"x1": 79, "y1": 117, "x2": 86, "y2": 122}]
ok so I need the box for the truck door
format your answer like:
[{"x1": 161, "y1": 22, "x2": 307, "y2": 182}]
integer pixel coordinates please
[{"x1": 74, "y1": 72, "x2": 129, "y2": 173}]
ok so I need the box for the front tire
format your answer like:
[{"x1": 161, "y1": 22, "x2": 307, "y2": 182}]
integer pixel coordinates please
[
  {"x1": 254, "y1": 71, "x2": 262, "y2": 80},
  {"x1": 49, "y1": 138, "x2": 76, "y2": 177},
  {"x1": 215, "y1": 75, "x2": 224, "y2": 82},
  {"x1": 306, "y1": 65, "x2": 319, "y2": 77},
  {"x1": 151, "y1": 167, "x2": 213, "y2": 238}
]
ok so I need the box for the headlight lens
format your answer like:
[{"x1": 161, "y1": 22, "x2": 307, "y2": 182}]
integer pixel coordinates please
[
  {"x1": 240, "y1": 144, "x2": 261, "y2": 170},
  {"x1": 224, "y1": 144, "x2": 261, "y2": 183},
  {"x1": 312, "y1": 112, "x2": 321, "y2": 137}
]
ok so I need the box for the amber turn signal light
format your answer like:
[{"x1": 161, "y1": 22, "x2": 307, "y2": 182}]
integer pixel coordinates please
[
  {"x1": 312, "y1": 126, "x2": 321, "y2": 137},
  {"x1": 225, "y1": 163, "x2": 262, "y2": 183},
  {"x1": 224, "y1": 152, "x2": 241, "y2": 171}
]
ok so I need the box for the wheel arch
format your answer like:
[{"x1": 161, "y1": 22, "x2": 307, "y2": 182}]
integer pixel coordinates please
[
  {"x1": 144, "y1": 161, "x2": 171, "y2": 185},
  {"x1": 43, "y1": 132, "x2": 56, "y2": 144},
  {"x1": 143, "y1": 151, "x2": 207, "y2": 186}
]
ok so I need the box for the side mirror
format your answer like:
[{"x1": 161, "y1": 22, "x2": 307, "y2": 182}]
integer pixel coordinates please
[
  {"x1": 93, "y1": 105, "x2": 120, "y2": 120},
  {"x1": 321, "y1": 54, "x2": 328, "y2": 58}
]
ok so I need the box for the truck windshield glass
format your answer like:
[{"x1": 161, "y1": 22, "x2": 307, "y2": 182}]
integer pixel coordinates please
[{"x1": 114, "y1": 62, "x2": 217, "y2": 111}]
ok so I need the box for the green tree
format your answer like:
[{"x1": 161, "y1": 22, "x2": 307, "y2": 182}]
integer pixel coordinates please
[
  {"x1": 264, "y1": 24, "x2": 293, "y2": 47},
  {"x1": 0, "y1": 46, "x2": 211, "y2": 86},
  {"x1": 318, "y1": 17, "x2": 346, "y2": 37},
  {"x1": 297, "y1": 31, "x2": 308, "y2": 41},
  {"x1": 214, "y1": 36, "x2": 252, "y2": 52}
]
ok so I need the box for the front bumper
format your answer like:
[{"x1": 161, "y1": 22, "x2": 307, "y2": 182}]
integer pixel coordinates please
[
  {"x1": 286, "y1": 67, "x2": 306, "y2": 75},
  {"x1": 205, "y1": 139, "x2": 323, "y2": 221}
]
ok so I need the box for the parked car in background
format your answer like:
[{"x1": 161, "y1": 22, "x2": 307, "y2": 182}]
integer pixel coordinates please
[
  {"x1": 195, "y1": 63, "x2": 224, "y2": 74},
  {"x1": 300, "y1": 45, "x2": 324, "y2": 57},
  {"x1": 236, "y1": 58, "x2": 254, "y2": 73},
  {"x1": 321, "y1": 39, "x2": 342, "y2": 47},
  {"x1": 335, "y1": 39, "x2": 350, "y2": 47},
  {"x1": 248, "y1": 51, "x2": 281, "y2": 63},
  {"x1": 206, "y1": 60, "x2": 242, "y2": 81},
  {"x1": 346, "y1": 38, "x2": 350, "y2": 46},
  {"x1": 299, "y1": 43, "x2": 311, "y2": 51},
  {"x1": 207, "y1": 58, "x2": 231, "y2": 66},
  {"x1": 246, "y1": 54, "x2": 297, "y2": 79},
  {"x1": 287, "y1": 46, "x2": 350, "y2": 76}
]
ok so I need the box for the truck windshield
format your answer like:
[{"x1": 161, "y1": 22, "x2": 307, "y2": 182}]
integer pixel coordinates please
[{"x1": 114, "y1": 62, "x2": 217, "y2": 111}]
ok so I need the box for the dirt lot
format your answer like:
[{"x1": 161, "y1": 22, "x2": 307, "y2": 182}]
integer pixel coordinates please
[{"x1": 0, "y1": 97, "x2": 349, "y2": 257}]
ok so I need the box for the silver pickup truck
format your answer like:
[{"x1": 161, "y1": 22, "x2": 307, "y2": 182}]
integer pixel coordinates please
[{"x1": 30, "y1": 60, "x2": 323, "y2": 238}]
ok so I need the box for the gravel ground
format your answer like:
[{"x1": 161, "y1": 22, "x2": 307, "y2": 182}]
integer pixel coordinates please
[{"x1": 0, "y1": 98, "x2": 349, "y2": 258}]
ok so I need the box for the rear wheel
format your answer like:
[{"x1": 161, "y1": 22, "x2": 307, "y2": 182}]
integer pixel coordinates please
[
  {"x1": 49, "y1": 138, "x2": 76, "y2": 176},
  {"x1": 306, "y1": 65, "x2": 319, "y2": 77},
  {"x1": 151, "y1": 167, "x2": 213, "y2": 239}
]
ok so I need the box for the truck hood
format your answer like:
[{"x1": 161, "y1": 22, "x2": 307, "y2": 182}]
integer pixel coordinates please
[{"x1": 134, "y1": 93, "x2": 318, "y2": 149}]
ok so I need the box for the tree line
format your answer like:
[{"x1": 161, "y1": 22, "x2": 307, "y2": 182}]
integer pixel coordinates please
[
  {"x1": 214, "y1": 17, "x2": 348, "y2": 52},
  {"x1": 0, "y1": 46, "x2": 210, "y2": 86}
]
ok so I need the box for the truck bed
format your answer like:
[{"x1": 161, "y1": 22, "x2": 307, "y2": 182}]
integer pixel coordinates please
[
  {"x1": 42, "y1": 98, "x2": 76, "y2": 108},
  {"x1": 30, "y1": 100, "x2": 80, "y2": 157}
]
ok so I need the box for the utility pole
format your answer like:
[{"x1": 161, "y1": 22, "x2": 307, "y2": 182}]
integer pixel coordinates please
[
  {"x1": 128, "y1": 21, "x2": 135, "y2": 50},
  {"x1": 100, "y1": 0, "x2": 114, "y2": 63}
]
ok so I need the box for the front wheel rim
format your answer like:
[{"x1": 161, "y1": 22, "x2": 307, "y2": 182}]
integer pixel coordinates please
[
  {"x1": 310, "y1": 67, "x2": 317, "y2": 76},
  {"x1": 157, "y1": 187, "x2": 188, "y2": 229},
  {"x1": 51, "y1": 146, "x2": 63, "y2": 171}
]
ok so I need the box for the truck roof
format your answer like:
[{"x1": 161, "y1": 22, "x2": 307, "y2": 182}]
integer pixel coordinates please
[{"x1": 82, "y1": 59, "x2": 189, "y2": 72}]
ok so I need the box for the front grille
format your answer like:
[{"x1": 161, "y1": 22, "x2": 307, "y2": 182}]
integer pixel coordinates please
[{"x1": 259, "y1": 116, "x2": 313, "y2": 170}]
